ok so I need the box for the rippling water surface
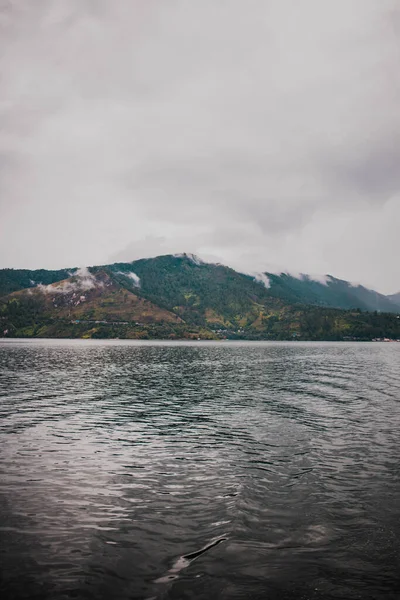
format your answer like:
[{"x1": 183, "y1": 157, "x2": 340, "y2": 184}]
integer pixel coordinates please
[{"x1": 0, "y1": 339, "x2": 399, "y2": 600}]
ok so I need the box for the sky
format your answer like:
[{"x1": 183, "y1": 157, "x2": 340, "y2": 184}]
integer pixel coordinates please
[{"x1": 0, "y1": 0, "x2": 399, "y2": 293}]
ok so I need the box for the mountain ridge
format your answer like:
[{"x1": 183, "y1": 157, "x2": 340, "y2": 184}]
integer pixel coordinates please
[
  {"x1": 1, "y1": 253, "x2": 398, "y2": 312},
  {"x1": 1, "y1": 254, "x2": 400, "y2": 340}
]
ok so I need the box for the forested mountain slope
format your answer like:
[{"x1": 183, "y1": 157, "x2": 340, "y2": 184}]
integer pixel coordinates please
[{"x1": 1, "y1": 255, "x2": 399, "y2": 340}]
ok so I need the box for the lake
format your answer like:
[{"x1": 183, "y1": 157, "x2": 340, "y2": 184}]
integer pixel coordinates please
[{"x1": 0, "y1": 339, "x2": 399, "y2": 599}]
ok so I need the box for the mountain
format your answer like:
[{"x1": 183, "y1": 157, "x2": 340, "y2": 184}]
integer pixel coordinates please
[
  {"x1": 2, "y1": 254, "x2": 398, "y2": 313},
  {"x1": 0, "y1": 267, "x2": 74, "y2": 296},
  {"x1": 0, "y1": 267, "x2": 185, "y2": 340},
  {"x1": 1, "y1": 254, "x2": 399, "y2": 340},
  {"x1": 387, "y1": 291, "x2": 400, "y2": 308},
  {"x1": 103, "y1": 254, "x2": 282, "y2": 327},
  {"x1": 263, "y1": 272, "x2": 400, "y2": 313}
]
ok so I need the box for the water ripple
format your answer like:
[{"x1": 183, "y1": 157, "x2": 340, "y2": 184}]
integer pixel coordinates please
[{"x1": 1, "y1": 340, "x2": 400, "y2": 599}]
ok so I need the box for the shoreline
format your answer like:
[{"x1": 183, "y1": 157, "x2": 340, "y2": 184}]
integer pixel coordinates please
[{"x1": 1, "y1": 337, "x2": 399, "y2": 344}]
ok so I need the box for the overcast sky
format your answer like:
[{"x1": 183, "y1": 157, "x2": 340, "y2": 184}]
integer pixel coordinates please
[{"x1": 0, "y1": 0, "x2": 399, "y2": 293}]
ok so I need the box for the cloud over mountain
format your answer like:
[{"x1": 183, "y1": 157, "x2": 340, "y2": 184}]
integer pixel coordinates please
[{"x1": 0, "y1": 0, "x2": 399, "y2": 293}]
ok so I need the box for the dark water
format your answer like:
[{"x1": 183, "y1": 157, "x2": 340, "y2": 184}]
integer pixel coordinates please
[{"x1": 0, "y1": 340, "x2": 399, "y2": 600}]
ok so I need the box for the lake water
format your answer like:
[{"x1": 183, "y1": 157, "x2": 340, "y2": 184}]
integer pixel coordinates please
[{"x1": 0, "y1": 339, "x2": 399, "y2": 600}]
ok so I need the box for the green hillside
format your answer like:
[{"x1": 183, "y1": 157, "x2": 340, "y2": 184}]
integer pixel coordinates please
[
  {"x1": 1, "y1": 255, "x2": 399, "y2": 341},
  {"x1": 104, "y1": 254, "x2": 282, "y2": 328},
  {"x1": 0, "y1": 267, "x2": 75, "y2": 296},
  {"x1": 2, "y1": 256, "x2": 398, "y2": 313},
  {"x1": 264, "y1": 272, "x2": 400, "y2": 313}
]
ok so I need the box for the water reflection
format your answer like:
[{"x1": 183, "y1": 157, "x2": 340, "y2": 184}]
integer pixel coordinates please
[{"x1": 0, "y1": 340, "x2": 400, "y2": 599}]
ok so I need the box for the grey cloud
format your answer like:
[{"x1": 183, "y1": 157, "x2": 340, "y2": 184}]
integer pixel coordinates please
[
  {"x1": 0, "y1": 0, "x2": 399, "y2": 293},
  {"x1": 321, "y1": 137, "x2": 400, "y2": 201}
]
